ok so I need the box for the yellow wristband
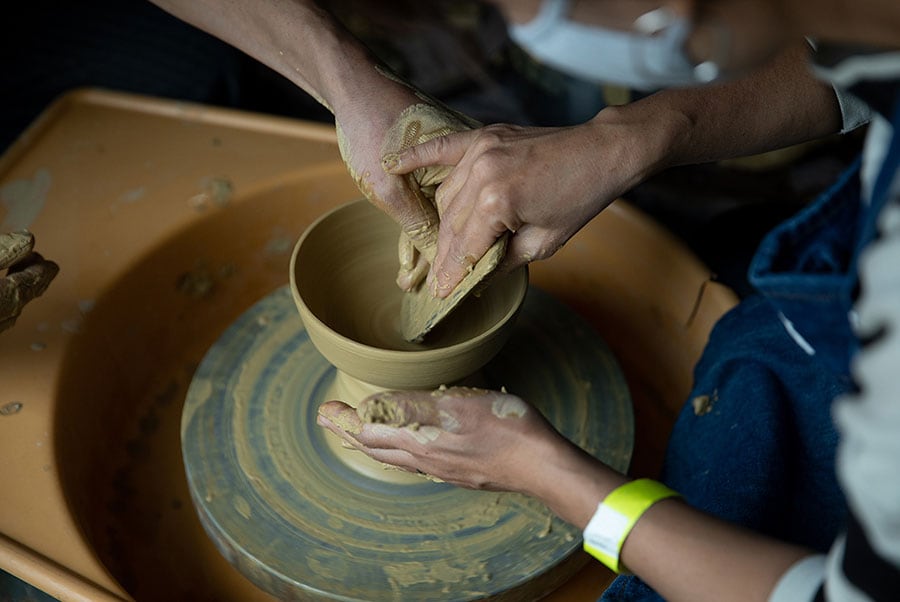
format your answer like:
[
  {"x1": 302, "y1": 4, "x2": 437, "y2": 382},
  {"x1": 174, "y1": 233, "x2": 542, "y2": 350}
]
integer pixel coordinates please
[{"x1": 582, "y1": 478, "x2": 680, "y2": 574}]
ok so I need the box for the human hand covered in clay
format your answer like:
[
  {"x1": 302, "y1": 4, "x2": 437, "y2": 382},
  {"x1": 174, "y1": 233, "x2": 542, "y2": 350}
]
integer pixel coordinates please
[
  {"x1": 0, "y1": 231, "x2": 58, "y2": 332},
  {"x1": 335, "y1": 86, "x2": 478, "y2": 291},
  {"x1": 382, "y1": 118, "x2": 651, "y2": 297},
  {"x1": 317, "y1": 386, "x2": 583, "y2": 494},
  {"x1": 148, "y1": 0, "x2": 483, "y2": 293}
]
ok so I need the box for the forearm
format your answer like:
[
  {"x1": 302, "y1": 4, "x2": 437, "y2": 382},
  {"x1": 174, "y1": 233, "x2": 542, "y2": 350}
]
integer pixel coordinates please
[
  {"x1": 147, "y1": 0, "x2": 413, "y2": 116},
  {"x1": 591, "y1": 42, "x2": 842, "y2": 182},
  {"x1": 532, "y1": 444, "x2": 812, "y2": 602},
  {"x1": 626, "y1": 497, "x2": 811, "y2": 602}
]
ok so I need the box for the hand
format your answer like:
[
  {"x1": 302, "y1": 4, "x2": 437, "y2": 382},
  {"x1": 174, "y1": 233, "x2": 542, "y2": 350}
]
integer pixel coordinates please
[
  {"x1": 149, "y1": 0, "x2": 483, "y2": 292},
  {"x1": 333, "y1": 78, "x2": 478, "y2": 291},
  {"x1": 382, "y1": 116, "x2": 654, "y2": 297},
  {"x1": 317, "y1": 386, "x2": 575, "y2": 494},
  {"x1": 1, "y1": 231, "x2": 59, "y2": 332}
]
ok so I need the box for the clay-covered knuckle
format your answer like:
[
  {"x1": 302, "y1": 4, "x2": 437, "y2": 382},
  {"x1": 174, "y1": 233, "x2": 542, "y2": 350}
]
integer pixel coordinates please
[
  {"x1": 0, "y1": 257, "x2": 58, "y2": 325},
  {"x1": 0, "y1": 231, "x2": 35, "y2": 270},
  {"x1": 8, "y1": 257, "x2": 59, "y2": 300}
]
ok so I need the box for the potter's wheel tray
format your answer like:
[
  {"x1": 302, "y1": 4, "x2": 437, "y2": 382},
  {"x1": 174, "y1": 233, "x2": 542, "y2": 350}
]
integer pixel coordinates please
[{"x1": 182, "y1": 285, "x2": 633, "y2": 601}]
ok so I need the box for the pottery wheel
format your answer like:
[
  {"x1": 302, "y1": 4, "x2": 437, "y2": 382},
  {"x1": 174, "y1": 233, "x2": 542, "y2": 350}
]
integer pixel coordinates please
[{"x1": 182, "y1": 285, "x2": 633, "y2": 601}]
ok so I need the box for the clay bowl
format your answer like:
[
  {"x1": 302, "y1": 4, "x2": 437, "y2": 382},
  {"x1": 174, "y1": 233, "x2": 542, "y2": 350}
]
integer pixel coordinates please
[{"x1": 289, "y1": 199, "x2": 529, "y2": 390}]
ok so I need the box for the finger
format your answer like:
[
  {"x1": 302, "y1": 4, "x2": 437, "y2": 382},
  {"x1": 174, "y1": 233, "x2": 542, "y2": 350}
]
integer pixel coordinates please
[
  {"x1": 363, "y1": 446, "x2": 422, "y2": 473},
  {"x1": 396, "y1": 251, "x2": 429, "y2": 292},
  {"x1": 317, "y1": 400, "x2": 364, "y2": 435},
  {"x1": 382, "y1": 129, "x2": 480, "y2": 176},
  {"x1": 379, "y1": 178, "x2": 440, "y2": 259},
  {"x1": 496, "y1": 225, "x2": 559, "y2": 273},
  {"x1": 430, "y1": 202, "x2": 508, "y2": 298},
  {"x1": 356, "y1": 422, "x2": 445, "y2": 451},
  {"x1": 395, "y1": 233, "x2": 424, "y2": 292},
  {"x1": 315, "y1": 413, "x2": 412, "y2": 464},
  {"x1": 1, "y1": 255, "x2": 60, "y2": 331},
  {"x1": 0, "y1": 231, "x2": 35, "y2": 271},
  {"x1": 397, "y1": 232, "x2": 416, "y2": 275}
]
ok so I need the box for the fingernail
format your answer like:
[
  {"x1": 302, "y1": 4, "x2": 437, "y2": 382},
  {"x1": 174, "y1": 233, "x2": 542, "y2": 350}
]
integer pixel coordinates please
[{"x1": 381, "y1": 152, "x2": 401, "y2": 173}]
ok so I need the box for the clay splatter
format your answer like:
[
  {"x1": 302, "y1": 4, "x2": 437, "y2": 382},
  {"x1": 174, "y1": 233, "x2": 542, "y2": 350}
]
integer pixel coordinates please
[
  {"x1": 120, "y1": 187, "x2": 146, "y2": 204},
  {"x1": 187, "y1": 177, "x2": 233, "y2": 212},
  {"x1": 0, "y1": 168, "x2": 51, "y2": 231},
  {"x1": 0, "y1": 402, "x2": 23, "y2": 416}
]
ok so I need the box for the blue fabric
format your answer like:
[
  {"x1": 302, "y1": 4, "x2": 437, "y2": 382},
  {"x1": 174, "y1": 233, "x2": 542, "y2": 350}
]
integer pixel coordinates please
[
  {"x1": 747, "y1": 158, "x2": 863, "y2": 375},
  {"x1": 602, "y1": 97, "x2": 900, "y2": 602},
  {"x1": 602, "y1": 296, "x2": 853, "y2": 602}
]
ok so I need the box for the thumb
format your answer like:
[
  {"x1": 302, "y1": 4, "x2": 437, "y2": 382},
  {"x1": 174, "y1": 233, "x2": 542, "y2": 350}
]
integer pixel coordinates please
[
  {"x1": 382, "y1": 129, "x2": 479, "y2": 176},
  {"x1": 317, "y1": 401, "x2": 364, "y2": 435}
]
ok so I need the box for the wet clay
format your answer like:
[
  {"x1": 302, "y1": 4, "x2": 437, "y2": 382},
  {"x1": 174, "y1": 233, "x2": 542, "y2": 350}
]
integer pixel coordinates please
[
  {"x1": 289, "y1": 200, "x2": 526, "y2": 484},
  {"x1": 401, "y1": 233, "x2": 508, "y2": 342},
  {"x1": 182, "y1": 284, "x2": 633, "y2": 600},
  {"x1": 337, "y1": 94, "x2": 510, "y2": 341},
  {"x1": 321, "y1": 371, "x2": 427, "y2": 485},
  {"x1": 0, "y1": 231, "x2": 60, "y2": 331},
  {"x1": 289, "y1": 200, "x2": 527, "y2": 389},
  {"x1": 491, "y1": 396, "x2": 528, "y2": 419},
  {"x1": 0, "y1": 231, "x2": 35, "y2": 269},
  {"x1": 357, "y1": 393, "x2": 444, "y2": 447},
  {"x1": 378, "y1": 103, "x2": 510, "y2": 342}
]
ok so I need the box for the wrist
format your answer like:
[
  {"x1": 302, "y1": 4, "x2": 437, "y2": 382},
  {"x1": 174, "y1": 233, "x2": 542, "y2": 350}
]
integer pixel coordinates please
[
  {"x1": 526, "y1": 439, "x2": 625, "y2": 529},
  {"x1": 583, "y1": 479, "x2": 682, "y2": 574},
  {"x1": 258, "y1": 3, "x2": 417, "y2": 118},
  {"x1": 329, "y1": 67, "x2": 422, "y2": 127},
  {"x1": 588, "y1": 99, "x2": 693, "y2": 185}
]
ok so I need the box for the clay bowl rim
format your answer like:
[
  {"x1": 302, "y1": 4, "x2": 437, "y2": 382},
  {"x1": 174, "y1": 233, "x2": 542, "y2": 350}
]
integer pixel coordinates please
[{"x1": 288, "y1": 199, "x2": 529, "y2": 361}]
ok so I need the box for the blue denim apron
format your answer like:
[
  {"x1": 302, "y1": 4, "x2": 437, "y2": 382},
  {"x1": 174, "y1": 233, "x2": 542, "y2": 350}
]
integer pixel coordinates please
[{"x1": 602, "y1": 99, "x2": 900, "y2": 601}]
